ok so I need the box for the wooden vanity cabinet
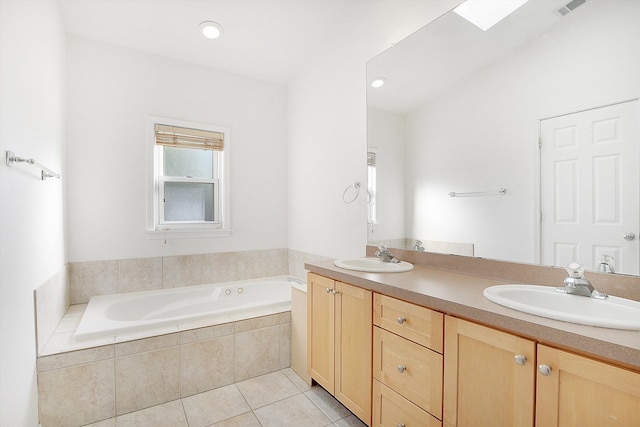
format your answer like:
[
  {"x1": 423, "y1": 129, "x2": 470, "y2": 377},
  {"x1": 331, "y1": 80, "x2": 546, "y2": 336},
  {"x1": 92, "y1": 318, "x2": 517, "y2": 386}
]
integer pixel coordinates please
[
  {"x1": 307, "y1": 273, "x2": 372, "y2": 425},
  {"x1": 444, "y1": 316, "x2": 536, "y2": 427},
  {"x1": 372, "y1": 294, "x2": 444, "y2": 427},
  {"x1": 536, "y1": 344, "x2": 640, "y2": 427}
]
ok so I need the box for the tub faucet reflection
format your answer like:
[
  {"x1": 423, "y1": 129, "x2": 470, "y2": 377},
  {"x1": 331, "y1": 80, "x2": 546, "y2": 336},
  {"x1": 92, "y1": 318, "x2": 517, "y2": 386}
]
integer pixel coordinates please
[
  {"x1": 558, "y1": 262, "x2": 608, "y2": 299},
  {"x1": 375, "y1": 244, "x2": 400, "y2": 263}
]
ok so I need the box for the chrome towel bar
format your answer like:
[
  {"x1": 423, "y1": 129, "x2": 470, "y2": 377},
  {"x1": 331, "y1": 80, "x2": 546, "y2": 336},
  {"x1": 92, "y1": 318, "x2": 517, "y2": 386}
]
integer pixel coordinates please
[
  {"x1": 449, "y1": 188, "x2": 506, "y2": 197},
  {"x1": 5, "y1": 150, "x2": 60, "y2": 181}
]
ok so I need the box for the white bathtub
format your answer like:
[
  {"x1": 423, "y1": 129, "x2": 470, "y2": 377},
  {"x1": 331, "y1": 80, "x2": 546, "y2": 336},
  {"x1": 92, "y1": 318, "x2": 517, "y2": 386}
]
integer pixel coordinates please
[{"x1": 75, "y1": 276, "x2": 297, "y2": 341}]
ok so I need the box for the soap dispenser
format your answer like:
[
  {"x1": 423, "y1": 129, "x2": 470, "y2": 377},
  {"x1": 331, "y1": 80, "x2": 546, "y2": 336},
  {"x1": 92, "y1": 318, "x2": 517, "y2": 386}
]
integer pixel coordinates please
[{"x1": 595, "y1": 255, "x2": 615, "y2": 274}]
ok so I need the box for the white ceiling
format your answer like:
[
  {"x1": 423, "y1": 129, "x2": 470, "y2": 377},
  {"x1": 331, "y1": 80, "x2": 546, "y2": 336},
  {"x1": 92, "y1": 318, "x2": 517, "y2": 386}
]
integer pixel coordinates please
[{"x1": 58, "y1": 0, "x2": 381, "y2": 85}]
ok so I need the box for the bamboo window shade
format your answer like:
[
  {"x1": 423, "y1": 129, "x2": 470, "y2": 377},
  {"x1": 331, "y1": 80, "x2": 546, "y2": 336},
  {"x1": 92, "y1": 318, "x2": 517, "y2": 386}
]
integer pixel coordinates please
[
  {"x1": 155, "y1": 124, "x2": 224, "y2": 151},
  {"x1": 367, "y1": 152, "x2": 376, "y2": 167}
]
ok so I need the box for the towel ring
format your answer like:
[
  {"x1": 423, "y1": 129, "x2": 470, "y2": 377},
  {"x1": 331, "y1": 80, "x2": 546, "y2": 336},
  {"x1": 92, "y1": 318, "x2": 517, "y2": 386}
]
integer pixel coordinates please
[{"x1": 343, "y1": 182, "x2": 361, "y2": 204}]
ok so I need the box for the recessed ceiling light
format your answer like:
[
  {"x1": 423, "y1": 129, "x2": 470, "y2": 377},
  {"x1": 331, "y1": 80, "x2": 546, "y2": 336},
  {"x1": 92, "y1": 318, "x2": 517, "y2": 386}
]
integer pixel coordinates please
[
  {"x1": 198, "y1": 21, "x2": 223, "y2": 39},
  {"x1": 371, "y1": 77, "x2": 386, "y2": 88},
  {"x1": 454, "y1": 0, "x2": 529, "y2": 31}
]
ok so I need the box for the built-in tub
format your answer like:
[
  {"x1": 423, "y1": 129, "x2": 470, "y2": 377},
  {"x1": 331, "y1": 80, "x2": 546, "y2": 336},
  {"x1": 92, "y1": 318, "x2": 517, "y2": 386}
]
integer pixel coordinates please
[{"x1": 76, "y1": 276, "x2": 297, "y2": 341}]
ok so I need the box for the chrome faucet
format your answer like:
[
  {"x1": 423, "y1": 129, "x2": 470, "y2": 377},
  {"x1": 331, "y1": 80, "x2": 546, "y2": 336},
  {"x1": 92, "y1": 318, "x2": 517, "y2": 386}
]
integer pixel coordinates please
[
  {"x1": 558, "y1": 262, "x2": 607, "y2": 299},
  {"x1": 375, "y1": 244, "x2": 400, "y2": 263},
  {"x1": 413, "y1": 240, "x2": 425, "y2": 251}
]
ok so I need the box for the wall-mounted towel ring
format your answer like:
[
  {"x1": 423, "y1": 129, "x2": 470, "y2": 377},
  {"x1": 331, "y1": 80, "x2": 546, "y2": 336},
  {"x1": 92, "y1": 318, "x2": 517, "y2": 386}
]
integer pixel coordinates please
[{"x1": 343, "y1": 182, "x2": 361, "y2": 204}]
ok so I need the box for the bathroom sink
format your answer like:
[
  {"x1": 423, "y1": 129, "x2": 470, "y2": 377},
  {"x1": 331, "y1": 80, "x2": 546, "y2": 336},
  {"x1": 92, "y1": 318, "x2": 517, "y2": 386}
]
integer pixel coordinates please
[
  {"x1": 483, "y1": 284, "x2": 640, "y2": 330},
  {"x1": 333, "y1": 257, "x2": 413, "y2": 273}
]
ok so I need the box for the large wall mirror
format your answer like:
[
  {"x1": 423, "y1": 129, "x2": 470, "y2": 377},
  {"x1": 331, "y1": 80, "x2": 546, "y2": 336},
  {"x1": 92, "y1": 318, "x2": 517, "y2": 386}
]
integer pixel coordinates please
[{"x1": 366, "y1": 0, "x2": 640, "y2": 275}]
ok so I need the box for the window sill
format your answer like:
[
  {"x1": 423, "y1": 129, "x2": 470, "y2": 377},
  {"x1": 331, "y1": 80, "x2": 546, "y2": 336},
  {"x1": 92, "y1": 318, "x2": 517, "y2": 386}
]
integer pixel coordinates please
[{"x1": 146, "y1": 228, "x2": 232, "y2": 239}]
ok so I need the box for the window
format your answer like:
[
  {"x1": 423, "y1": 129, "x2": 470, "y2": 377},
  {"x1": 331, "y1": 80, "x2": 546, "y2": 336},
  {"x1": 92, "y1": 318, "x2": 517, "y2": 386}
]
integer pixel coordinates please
[
  {"x1": 367, "y1": 151, "x2": 377, "y2": 224},
  {"x1": 147, "y1": 118, "x2": 231, "y2": 238}
]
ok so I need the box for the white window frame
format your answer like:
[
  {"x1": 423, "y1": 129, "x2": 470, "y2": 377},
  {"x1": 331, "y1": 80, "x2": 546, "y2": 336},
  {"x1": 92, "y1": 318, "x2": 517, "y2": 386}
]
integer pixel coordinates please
[{"x1": 146, "y1": 116, "x2": 231, "y2": 239}]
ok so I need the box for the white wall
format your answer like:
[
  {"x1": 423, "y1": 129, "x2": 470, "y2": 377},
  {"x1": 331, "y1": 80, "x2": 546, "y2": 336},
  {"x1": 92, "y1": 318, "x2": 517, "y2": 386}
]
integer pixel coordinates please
[
  {"x1": 287, "y1": 0, "x2": 459, "y2": 259},
  {"x1": 0, "y1": 1, "x2": 66, "y2": 425},
  {"x1": 404, "y1": 0, "x2": 640, "y2": 263},
  {"x1": 66, "y1": 37, "x2": 288, "y2": 262}
]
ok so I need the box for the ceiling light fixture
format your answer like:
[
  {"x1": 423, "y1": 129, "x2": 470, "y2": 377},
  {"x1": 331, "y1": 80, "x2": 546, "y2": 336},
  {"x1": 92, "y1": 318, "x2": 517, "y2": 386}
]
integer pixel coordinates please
[
  {"x1": 371, "y1": 77, "x2": 386, "y2": 88},
  {"x1": 454, "y1": 0, "x2": 529, "y2": 31},
  {"x1": 198, "y1": 21, "x2": 223, "y2": 39}
]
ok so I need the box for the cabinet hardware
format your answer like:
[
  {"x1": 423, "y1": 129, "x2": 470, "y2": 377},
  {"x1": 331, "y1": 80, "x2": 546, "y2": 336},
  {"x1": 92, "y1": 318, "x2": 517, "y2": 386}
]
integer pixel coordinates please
[
  {"x1": 397, "y1": 316, "x2": 406, "y2": 324},
  {"x1": 514, "y1": 354, "x2": 527, "y2": 366},
  {"x1": 397, "y1": 424, "x2": 406, "y2": 427},
  {"x1": 397, "y1": 365, "x2": 406, "y2": 373},
  {"x1": 326, "y1": 287, "x2": 331, "y2": 293},
  {"x1": 332, "y1": 289, "x2": 339, "y2": 295},
  {"x1": 538, "y1": 364, "x2": 552, "y2": 376}
]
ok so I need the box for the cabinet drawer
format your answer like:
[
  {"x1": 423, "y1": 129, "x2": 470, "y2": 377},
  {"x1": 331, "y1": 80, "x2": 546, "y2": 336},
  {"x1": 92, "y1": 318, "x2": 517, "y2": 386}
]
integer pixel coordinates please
[
  {"x1": 373, "y1": 380, "x2": 442, "y2": 427},
  {"x1": 374, "y1": 293, "x2": 444, "y2": 352},
  {"x1": 374, "y1": 327, "x2": 443, "y2": 418}
]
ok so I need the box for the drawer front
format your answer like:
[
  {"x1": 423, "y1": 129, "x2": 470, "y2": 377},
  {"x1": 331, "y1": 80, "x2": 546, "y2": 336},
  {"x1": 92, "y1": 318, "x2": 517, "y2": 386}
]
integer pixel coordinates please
[
  {"x1": 374, "y1": 327, "x2": 443, "y2": 418},
  {"x1": 373, "y1": 380, "x2": 442, "y2": 427},
  {"x1": 374, "y1": 293, "x2": 444, "y2": 352}
]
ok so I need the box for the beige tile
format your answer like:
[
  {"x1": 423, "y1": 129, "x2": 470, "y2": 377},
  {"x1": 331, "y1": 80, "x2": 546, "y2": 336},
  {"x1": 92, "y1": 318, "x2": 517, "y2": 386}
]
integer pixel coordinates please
[
  {"x1": 162, "y1": 254, "x2": 203, "y2": 288},
  {"x1": 114, "y1": 333, "x2": 179, "y2": 357},
  {"x1": 305, "y1": 386, "x2": 352, "y2": 422},
  {"x1": 115, "y1": 347, "x2": 180, "y2": 415},
  {"x1": 253, "y1": 393, "x2": 331, "y2": 427},
  {"x1": 236, "y1": 249, "x2": 289, "y2": 280},
  {"x1": 210, "y1": 411, "x2": 262, "y2": 426},
  {"x1": 115, "y1": 400, "x2": 188, "y2": 427},
  {"x1": 234, "y1": 325, "x2": 281, "y2": 381},
  {"x1": 118, "y1": 257, "x2": 163, "y2": 293},
  {"x1": 234, "y1": 313, "x2": 280, "y2": 333},
  {"x1": 280, "y1": 323, "x2": 291, "y2": 369},
  {"x1": 70, "y1": 260, "x2": 119, "y2": 304},
  {"x1": 182, "y1": 384, "x2": 251, "y2": 427},
  {"x1": 202, "y1": 252, "x2": 238, "y2": 284},
  {"x1": 54, "y1": 314, "x2": 82, "y2": 333},
  {"x1": 38, "y1": 359, "x2": 115, "y2": 427},
  {"x1": 282, "y1": 367, "x2": 313, "y2": 392},
  {"x1": 180, "y1": 322, "x2": 234, "y2": 344},
  {"x1": 37, "y1": 345, "x2": 113, "y2": 372},
  {"x1": 334, "y1": 414, "x2": 368, "y2": 427},
  {"x1": 235, "y1": 371, "x2": 300, "y2": 409},
  {"x1": 84, "y1": 418, "x2": 116, "y2": 427},
  {"x1": 181, "y1": 335, "x2": 235, "y2": 396}
]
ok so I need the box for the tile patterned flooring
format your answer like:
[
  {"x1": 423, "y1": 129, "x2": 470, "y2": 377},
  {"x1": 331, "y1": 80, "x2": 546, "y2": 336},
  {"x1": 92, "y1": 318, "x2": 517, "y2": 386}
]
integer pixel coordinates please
[{"x1": 84, "y1": 368, "x2": 367, "y2": 427}]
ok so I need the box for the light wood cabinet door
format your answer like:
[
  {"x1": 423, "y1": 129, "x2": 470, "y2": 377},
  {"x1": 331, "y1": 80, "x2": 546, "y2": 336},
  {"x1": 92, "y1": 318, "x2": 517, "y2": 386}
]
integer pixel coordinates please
[
  {"x1": 444, "y1": 316, "x2": 535, "y2": 427},
  {"x1": 536, "y1": 345, "x2": 640, "y2": 427},
  {"x1": 374, "y1": 293, "x2": 444, "y2": 352},
  {"x1": 373, "y1": 380, "x2": 442, "y2": 427},
  {"x1": 335, "y1": 280, "x2": 372, "y2": 425},
  {"x1": 307, "y1": 273, "x2": 335, "y2": 393},
  {"x1": 374, "y1": 327, "x2": 443, "y2": 418}
]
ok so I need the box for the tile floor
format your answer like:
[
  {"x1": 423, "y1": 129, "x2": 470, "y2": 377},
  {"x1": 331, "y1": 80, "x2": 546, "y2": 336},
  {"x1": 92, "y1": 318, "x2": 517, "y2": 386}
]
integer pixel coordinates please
[{"x1": 84, "y1": 368, "x2": 367, "y2": 427}]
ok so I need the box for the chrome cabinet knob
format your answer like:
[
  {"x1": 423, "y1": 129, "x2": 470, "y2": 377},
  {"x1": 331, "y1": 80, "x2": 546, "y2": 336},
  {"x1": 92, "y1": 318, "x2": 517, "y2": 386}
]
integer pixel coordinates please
[
  {"x1": 332, "y1": 289, "x2": 339, "y2": 295},
  {"x1": 397, "y1": 365, "x2": 406, "y2": 373},
  {"x1": 514, "y1": 355, "x2": 527, "y2": 366},
  {"x1": 397, "y1": 424, "x2": 406, "y2": 427},
  {"x1": 325, "y1": 287, "x2": 331, "y2": 293},
  {"x1": 624, "y1": 232, "x2": 636, "y2": 241},
  {"x1": 397, "y1": 316, "x2": 406, "y2": 324},
  {"x1": 538, "y1": 364, "x2": 552, "y2": 376}
]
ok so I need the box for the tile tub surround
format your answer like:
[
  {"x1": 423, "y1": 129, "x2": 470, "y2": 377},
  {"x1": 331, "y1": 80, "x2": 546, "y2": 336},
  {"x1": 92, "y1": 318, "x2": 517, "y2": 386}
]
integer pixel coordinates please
[
  {"x1": 69, "y1": 248, "x2": 290, "y2": 304},
  {"x1": 34, "y1": 265, "x2": 70, "y2": 354},
  {"x1": 37, "y1": 312, "x2": 292, "y2": 427}
]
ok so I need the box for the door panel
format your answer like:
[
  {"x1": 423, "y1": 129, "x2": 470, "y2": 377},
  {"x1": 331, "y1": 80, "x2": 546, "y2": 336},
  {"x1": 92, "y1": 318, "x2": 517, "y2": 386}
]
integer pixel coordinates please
[{"x1": 540, "y1": 100, "x2": 639, "y2": 274}]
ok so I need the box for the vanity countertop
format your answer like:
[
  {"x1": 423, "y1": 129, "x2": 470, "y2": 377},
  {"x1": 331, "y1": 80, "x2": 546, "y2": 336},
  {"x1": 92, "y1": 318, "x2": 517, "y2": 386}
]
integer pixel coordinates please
[{"x1": 305, "y1": 259, "x2": 640, "y2": 371}]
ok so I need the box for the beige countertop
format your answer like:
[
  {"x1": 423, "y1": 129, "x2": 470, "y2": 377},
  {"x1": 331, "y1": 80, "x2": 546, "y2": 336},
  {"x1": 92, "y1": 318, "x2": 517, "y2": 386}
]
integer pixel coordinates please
[{"x1": 305, "y1": 259, "x2": 640, "y2": 371}]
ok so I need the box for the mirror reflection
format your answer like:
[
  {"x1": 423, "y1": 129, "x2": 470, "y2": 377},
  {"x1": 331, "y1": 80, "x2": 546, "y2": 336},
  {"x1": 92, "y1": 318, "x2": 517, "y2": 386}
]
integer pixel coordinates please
[{"x1": 366, "y1": 0, "x2": 640, "y2": 275}]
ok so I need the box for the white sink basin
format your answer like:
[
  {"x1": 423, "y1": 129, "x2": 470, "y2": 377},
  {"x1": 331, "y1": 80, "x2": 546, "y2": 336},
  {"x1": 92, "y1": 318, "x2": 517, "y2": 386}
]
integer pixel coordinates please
[
  {"x1": 483, "y1": 284, "x2": 640, "y2": 330},
  {"x1": 333, "y1": 257, "x2": 413, "y2": 273}
]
